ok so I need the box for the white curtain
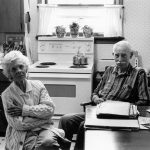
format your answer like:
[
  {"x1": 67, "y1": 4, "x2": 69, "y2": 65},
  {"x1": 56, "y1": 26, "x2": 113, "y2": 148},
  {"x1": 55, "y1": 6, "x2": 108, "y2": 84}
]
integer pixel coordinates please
[
  {"x1": 38, "y1": 6, "x2": 56, "y2": 35},
  {"x1": 47, "y1": 0, "x2": 114, "y2": 5},
  {"x1": 38, "y1": 5, "x2": 123, "y2": 37},
  {"x1": 104, "y1": 7, "x2": 123, "y2": 36}
]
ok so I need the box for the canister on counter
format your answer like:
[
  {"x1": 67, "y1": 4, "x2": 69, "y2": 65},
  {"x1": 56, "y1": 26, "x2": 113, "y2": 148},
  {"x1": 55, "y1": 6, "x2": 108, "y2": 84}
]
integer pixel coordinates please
[
  {"x1": 80, "y1": 55, "x2": 88, "y2": 65},
  {"x1": 73, "y1": 54, "x2": 81, "y2": 65}
]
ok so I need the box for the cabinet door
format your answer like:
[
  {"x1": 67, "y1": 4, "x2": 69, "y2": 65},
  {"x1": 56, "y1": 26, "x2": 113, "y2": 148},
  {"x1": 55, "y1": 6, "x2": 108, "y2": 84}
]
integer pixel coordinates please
[{"x1": 0, "y1": 0, "x2": 24, "y2": 32}]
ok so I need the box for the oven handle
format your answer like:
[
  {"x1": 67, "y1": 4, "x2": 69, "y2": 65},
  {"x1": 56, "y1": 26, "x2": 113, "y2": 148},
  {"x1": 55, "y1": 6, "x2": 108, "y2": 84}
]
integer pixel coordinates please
[{"x1": 29, "y1": 73, "x2": 92, "y2": 79}]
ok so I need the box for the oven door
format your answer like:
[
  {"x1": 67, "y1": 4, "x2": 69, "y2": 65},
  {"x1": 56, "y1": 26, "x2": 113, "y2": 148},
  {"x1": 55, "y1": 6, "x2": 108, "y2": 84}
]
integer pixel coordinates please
[{"x1": 29, "y1": 72, "x2": 93, "y2": 115}]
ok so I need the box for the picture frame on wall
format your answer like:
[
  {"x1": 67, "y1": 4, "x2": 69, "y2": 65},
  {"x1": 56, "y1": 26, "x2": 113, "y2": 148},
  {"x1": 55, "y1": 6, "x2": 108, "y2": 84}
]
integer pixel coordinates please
[
  {"x1": 4, "y1": 33, "x2": 26, "y2": 55},
  {"x1": 6, "y1": 33, "x2": 24, "y2": 46}
]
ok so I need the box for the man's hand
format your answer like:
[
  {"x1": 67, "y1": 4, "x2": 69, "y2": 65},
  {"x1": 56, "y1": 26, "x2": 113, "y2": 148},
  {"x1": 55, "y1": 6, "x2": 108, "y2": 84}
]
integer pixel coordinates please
[
  {"x1": 7, "y1": 105, "x2": 22, "y2": 117},
  {"x1": 92, "y1": 95, "x2": 104, "y2": 104}
]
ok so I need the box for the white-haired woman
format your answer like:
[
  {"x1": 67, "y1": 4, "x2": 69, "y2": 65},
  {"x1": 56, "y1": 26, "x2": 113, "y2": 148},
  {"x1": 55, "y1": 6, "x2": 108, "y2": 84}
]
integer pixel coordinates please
[{"x1": 1, "y1": 51, "x2": 70, "y2": 150}]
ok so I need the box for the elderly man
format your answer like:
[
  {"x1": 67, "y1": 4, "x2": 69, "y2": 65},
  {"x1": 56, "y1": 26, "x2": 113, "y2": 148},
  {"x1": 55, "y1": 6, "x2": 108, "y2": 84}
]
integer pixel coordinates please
[{"x1": 59, "y1": 40, "x2": 150, "y2": 150}]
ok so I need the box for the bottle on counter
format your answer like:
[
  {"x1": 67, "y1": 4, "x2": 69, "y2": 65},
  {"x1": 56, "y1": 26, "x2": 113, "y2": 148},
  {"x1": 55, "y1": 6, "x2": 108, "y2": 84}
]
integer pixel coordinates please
[
  {"x1": 73, "y1": 50, "x2": 81, "y2": 65},
  {"x1": 80, "y1": 53, "x2": 88, "y2": 65}
]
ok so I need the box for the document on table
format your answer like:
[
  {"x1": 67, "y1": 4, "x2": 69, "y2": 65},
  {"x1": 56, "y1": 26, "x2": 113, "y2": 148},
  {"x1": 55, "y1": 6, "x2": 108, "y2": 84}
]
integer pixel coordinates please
[
  {"x1": 85, "y1": 118, "x2": 139, "y2": 130},
  {"x1": 146, "y1": 108, "x2": 150, "y2": 113},
  {"x1": 96, "y1": 101, "x2": 138, "y2": 119},
  {"x1": 138, "y1": 116, "x2": 150, "y2": 129}
]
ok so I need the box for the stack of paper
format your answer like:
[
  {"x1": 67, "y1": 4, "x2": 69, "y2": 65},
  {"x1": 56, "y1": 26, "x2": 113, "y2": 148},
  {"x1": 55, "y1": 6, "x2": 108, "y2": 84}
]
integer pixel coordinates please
[
  {"x1": 85, "y1": 118, "x2": 140, "y2": 130},
  {"x1": 138, "y1": 116, "x2": 150, "y2": 129},
  {"x1": 96, "y1": 101, "x2": 138, "y2": 119}
]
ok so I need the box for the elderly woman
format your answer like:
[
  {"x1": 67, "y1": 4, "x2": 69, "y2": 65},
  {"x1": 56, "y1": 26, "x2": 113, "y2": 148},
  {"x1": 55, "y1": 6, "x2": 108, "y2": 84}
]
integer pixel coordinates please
[{"x1": 1, "y1": 51, "x2": 70, "y2": 150}]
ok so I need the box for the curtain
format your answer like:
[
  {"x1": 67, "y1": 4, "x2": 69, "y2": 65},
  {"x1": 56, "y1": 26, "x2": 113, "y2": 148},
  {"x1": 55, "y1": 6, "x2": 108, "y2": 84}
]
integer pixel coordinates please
[
  {"x1": 104, "y1": 7, "x2": 123, "y2": 36},
  {"x1": 38, "y1": 5, "x2": 123, "y2": 37}
]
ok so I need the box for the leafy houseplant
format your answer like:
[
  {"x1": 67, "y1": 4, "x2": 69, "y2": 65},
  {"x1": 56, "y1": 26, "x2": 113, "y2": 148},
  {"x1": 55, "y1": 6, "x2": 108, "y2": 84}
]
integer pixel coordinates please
[
  {"x1": 69, "y1": 22, "x2": 79, "y2": 38},
  {"x1": 82, "y1": 25, "x2": 93, "y2": 38},
  {"x1": 55, "y1": 26, "x2": 66, "y2": 38}
]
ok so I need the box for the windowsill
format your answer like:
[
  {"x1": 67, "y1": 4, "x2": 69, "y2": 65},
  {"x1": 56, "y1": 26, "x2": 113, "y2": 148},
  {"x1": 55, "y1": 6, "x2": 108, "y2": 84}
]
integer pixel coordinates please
[{"x1": 36, "y1": 35, "x2": 125, "y2": 44}]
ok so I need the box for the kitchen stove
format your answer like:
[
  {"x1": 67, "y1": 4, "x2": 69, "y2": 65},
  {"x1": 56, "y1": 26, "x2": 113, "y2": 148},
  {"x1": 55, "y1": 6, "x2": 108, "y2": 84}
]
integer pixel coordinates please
[{"x1": 29, "y1": 37, "x2": 94, "y2": 115}]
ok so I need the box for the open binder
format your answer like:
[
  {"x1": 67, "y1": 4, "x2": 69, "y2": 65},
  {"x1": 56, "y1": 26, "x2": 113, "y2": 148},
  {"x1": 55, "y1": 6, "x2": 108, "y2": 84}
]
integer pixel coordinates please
[{"x1": 96, "y1": 101, "x2": 138, "y2": 119}]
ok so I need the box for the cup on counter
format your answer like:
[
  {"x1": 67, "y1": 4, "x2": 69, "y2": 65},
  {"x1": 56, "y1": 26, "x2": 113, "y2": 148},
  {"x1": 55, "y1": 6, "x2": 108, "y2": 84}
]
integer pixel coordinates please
[
  {"x1": 80, "y1": 56, "x2": 88, "y2": 65},
  {"x1": 73, "y1": 55, "x2": 81, "y2": 65}
]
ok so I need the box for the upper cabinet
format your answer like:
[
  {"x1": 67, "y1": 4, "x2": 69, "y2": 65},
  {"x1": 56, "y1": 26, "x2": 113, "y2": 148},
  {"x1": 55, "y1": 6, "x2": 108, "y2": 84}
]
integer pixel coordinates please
[{"x1": 0, "y1": 0, "x2": 24, "y2": 33}]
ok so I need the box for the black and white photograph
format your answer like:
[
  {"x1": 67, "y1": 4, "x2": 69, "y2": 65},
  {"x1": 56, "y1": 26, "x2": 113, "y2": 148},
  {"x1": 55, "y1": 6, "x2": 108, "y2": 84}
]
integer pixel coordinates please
[{"x1": 0, "y1": 0, "x2": 150, "y2": 150}]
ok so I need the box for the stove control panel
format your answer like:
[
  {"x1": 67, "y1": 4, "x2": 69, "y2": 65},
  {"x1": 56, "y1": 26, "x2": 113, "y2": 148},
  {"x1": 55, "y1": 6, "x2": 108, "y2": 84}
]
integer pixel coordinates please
[
  {"x1": 37, "y1": 37, "x2": 94, "y2": 62},
  {"x1": 38, "y1": 37, "x2": 94, "y2": 54}
]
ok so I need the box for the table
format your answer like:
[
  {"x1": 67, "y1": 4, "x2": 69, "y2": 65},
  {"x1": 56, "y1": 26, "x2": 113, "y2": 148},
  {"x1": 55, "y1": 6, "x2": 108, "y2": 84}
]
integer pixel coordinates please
[{"x1": 84, "y1": 106, "x2": 150, "y2": 150}]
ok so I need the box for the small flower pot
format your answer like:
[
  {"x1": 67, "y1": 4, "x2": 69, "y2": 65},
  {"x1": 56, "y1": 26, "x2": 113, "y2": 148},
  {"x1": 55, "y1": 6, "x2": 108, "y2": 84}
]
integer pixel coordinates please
[
  {"x1": 83, "y1": 32, "x2": 92, "y2": 38},
  {"x1": 55, "y1": 26, "x2": 66, "y2": 38},
  {"x1": 70, "y1": 28, "x2": 79, "y2": 38},
  {"x1": 82, "y1": 25, "x2": 93, "y2": 38},
  {"x1": 70, "y1": 22, "x2": 79, "y2": 38},
  {"x1": 56, "y1": 32, "x2": 65, "y2": 38}
]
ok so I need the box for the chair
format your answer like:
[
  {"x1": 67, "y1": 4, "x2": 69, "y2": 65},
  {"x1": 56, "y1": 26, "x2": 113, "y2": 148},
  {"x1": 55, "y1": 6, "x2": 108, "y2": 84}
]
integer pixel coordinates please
[
  {"x1": 80, "y1": 71, "x2": 103, "y2": 112},
  {"x1": 80, "y1": 101, "x2": 95, "y2": 112}
]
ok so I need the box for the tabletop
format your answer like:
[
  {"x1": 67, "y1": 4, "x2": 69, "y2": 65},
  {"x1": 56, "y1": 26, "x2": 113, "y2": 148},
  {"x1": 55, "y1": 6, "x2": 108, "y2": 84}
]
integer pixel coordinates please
[
  {"x1": 84, "y1": 129, "x2": 150, "y2": 150},
  {"x1": 84, "y1": 106, "x2": 150, "y2": 150}
]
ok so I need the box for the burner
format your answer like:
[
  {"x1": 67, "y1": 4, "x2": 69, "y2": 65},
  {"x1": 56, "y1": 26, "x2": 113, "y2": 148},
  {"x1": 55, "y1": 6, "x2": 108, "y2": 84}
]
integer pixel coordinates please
[
  {"x1": 40, "y1": 62, "x2": 56, "y2": 65},
  {"x1": 70, "y1": 65, "x2": 87, "y2": 68},
  {"x1": 36, "y1": 65, "x2": 49, "y2": 68}
]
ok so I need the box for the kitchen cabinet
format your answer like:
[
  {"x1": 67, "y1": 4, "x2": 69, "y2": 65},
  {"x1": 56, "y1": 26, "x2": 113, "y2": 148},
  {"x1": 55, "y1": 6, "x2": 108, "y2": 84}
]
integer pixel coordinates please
[
  {"x1": 0, "y1": 0, "x2": 24, "y2": 32},
  {"x1": 94, "y1": 37, "x2": 124, "y2": 72}
]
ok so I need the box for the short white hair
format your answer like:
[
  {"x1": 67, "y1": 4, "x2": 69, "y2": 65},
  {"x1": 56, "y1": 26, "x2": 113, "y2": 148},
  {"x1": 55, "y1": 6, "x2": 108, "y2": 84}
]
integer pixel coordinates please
[
  {"x1": 2, "y1": 50, "x2": 30, "y2": 79},
  {"x1": 113, "y1": 40, "x2": 132, "y2": 53}
]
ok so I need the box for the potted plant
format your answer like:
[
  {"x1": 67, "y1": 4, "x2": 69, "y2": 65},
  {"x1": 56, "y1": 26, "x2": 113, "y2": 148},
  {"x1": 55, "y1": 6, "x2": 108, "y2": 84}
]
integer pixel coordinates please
[
  {"x1": 55, "y1": 26, "x2": 66, "y2": 38},
  {"x1": 69, "y1": 22, "x2": 79, "y2": 38},
  {"x1": 82, "y1": 25, "x2": 93, "y2": 38}
]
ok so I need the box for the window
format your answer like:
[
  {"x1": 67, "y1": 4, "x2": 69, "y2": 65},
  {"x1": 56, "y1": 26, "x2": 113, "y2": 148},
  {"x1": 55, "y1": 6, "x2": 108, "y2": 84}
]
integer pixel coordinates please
[
  {"x1": 46, "y1": 0, "x2": 114, "y2": 5},
  {"x1": 37, "y1": 0, "x2": 124, "y2": 37}
]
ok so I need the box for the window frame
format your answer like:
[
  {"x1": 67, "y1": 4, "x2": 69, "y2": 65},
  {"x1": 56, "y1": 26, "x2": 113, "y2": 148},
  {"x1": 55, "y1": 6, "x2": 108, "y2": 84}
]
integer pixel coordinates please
[{"x1": 37, "y1": 2, "x2": 124, "y2": 37}]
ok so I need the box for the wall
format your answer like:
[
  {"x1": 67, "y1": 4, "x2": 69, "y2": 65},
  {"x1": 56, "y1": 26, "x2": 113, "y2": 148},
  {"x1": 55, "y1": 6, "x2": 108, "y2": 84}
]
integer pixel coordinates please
[
  {"x1": 124, "y1": 0, "x2": 150, "y2": 72},
  {"x1": 24, "y1": 0, "x2": 39, "y2": 63},
  {"x1": 25, "y1": 0, "x2": 150, "y2": 71}
]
